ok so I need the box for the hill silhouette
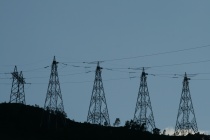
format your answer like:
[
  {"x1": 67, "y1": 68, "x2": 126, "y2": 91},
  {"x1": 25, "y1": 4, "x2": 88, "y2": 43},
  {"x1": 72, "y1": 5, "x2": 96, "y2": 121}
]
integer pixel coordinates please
[{"x1": 0, "y1": 103, "x2": 209, "y2": 140}]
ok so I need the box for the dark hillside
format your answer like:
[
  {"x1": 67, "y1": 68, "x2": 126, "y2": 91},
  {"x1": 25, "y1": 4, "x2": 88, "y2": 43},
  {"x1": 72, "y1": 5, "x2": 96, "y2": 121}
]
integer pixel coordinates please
[{"x1": 0, "y1": 103, "x2": 209, "y2": 140}]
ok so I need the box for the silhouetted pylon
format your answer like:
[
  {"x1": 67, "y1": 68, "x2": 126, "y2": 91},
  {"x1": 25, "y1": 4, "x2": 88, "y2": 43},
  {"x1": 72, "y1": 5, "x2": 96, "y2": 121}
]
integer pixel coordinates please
[
  {"x1": 10, "y1": 66, "x2": 26, "y2": 104},
  {"x1": 133, "y1": 67, "x2": 156, "y2": 132},
  {"x1": 87, "y1": 62, "x2": 110, "y2": 126},
  {"x1": 41, "y1": 56, "x2": 66, "y2": 128},
  {"x1": 174, "y1": 72, "x2": 198, "y2": 136}
]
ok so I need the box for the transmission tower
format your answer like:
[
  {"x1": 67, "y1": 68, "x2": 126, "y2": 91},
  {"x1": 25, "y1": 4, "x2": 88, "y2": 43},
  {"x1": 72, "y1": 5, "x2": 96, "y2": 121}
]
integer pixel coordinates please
[
  {"x1": 133, "y1": 67, "x2": 156, "y2": 132},
  {"x1": 87, "y1": 62, "x2": 110, "y2": 126},
  {"x1": 41, "y1": 56, "x2": 66, "y2": 128},
  {"x1": 174, "y1": 72, "x2": 198, "y2": 136},
  {"x1": 10, "y1": 66, "x2": 26, "y2": 104}
]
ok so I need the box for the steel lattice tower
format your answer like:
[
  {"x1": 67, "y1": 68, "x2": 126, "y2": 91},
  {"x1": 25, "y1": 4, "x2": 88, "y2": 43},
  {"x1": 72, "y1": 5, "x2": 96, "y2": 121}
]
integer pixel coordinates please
[
  {"x1": 87, "y1": 62, "x2": 110, "y2": 126},
  {"x1": 133, "y1": 67, "x2": 156, "y2": 132},
  {"x1": 174, "y1": 72, "x2": 198, "y2": 136},
  {"x1": 42, "y1": 56, "x2": 66, "y2": 128},
  {"x1": 10, "y1": 66, "x2": 26, "y2": 104}
]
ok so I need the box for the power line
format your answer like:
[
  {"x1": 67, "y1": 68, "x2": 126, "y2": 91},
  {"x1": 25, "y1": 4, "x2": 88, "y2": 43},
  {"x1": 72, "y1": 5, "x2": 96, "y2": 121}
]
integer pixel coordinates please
[
  {"x1": 1, "y1": 44, "x2": 210, "y2": 71},
  {"x1": 0, "y1": 83, "x2": 11, "y2": 85},
  {"x1": 149, "y1": 59, "x2": 210, "y2": 68},
  {"x1": 28, "y1": 77, "x2": 133, "y2": 85},
  {"x1": 22, "y1": 67, "x2": 48, "y2": 72},
  {"x1": 101, "y1": 58, "x2": 210, "y2": 71},
  {"x1": 100, "y1": 44, "x2": 210, "y2": 62},
  {"x1": 26, "y1": 71, "x2": 94, "y2": 79},
  {"x1": 2, "y1": 60, "x2": 210, "y2": 82},
  {"x1": 1, "y1": 44, "x2": 209, "y2": 76},
  {"x1": 60, "y1": 44, "x2": 210, "y2": 64},
  {"x1": 1, "y1": 45, "x2": 210, "y2": 87}
]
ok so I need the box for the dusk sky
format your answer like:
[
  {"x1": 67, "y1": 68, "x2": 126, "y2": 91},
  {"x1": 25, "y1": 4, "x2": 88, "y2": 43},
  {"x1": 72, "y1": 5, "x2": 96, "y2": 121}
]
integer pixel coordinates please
[{"x1": 1, "y1": 0, "x2": 210, "y2": 135}]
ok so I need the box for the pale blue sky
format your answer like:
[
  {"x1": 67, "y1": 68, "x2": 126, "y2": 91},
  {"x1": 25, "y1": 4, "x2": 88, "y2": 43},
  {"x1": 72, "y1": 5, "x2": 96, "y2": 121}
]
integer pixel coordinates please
[{"x1": 1, "y1": 0, "x2": 210, "y2": 134}]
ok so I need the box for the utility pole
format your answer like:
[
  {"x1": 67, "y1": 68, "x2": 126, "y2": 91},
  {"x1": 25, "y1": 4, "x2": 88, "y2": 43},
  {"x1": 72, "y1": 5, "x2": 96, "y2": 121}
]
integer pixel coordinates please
[
  {"x1": 87, "y1": 62, "x2": 110, "y2": 126},
  {"x1": 133, "y1": 67, "x2": 156, "y2": 132},
  {"x1": 10, "y1": 66, "x2": 26, "y2": 104},
  {"x1": 174, "y1": 72, "x2": 198, "y2": 136},
  {"x1": 41, "y1": 56, "x2": 66, "y2": 128}
]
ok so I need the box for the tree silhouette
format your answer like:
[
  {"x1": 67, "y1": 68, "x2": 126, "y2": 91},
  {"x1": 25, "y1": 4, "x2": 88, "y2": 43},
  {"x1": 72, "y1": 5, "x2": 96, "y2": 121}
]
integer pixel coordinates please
[{"x1": 113, "y1": 118, "x2": 120, "y2": 127}]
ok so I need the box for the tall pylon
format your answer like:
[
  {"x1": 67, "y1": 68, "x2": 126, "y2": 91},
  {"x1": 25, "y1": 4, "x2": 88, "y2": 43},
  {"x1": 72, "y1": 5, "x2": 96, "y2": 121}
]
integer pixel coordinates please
[
  {"x1": 174, "y1": 72, "x2": 198, "y2": 136},
  {"x1": 87, "y1": 62, "x2": 110, "y2": 126},
  {"x1": 133, "y1": 67, "x2": 156, "y2": 132},
  {"x1": 10, "y1": 66, "x2": 26, "y2": 104},
  {"x1": 41, "y1": 56, "x2": 66, "y2": 128}
]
